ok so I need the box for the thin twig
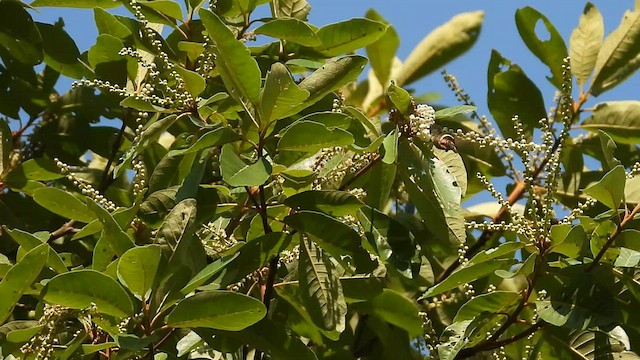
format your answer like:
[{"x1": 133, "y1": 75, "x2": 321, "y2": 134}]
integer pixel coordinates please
[
  {"x1": 339, "y1": 154, "x2": 381, "y2": 191},
  {"x1": 588, "y1": 203, "x2": 640, "y2": 272},
  {"x1": 456, "y1": 321, "x2": 546, "y2": 359}
]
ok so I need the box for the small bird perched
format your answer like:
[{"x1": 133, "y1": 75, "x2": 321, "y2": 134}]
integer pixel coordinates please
[{"x1": 430, "y1": 126, "x2": 457, "y2": 152}]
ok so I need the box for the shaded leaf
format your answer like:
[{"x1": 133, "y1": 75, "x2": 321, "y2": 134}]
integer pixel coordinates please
[
  {"x1": 285, "y1": 190, "x2": 363, "y2": 217},
  {"x1": 220, "y1": 144, "x2": 272, "y2": 187},
  {"x1": 582, "y1": 101, "x2": 640, "y2": 145},
  {"x1": 278, "y1": 121, "x2": 354, "y2": 152},
  {"x1": 419, "y1": 259, "x2": 512, "y2": 299}
]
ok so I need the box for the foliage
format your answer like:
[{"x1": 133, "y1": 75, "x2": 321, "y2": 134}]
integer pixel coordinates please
[{"x1": 0, "y1": 0, "x2": 640, "y2": 359}]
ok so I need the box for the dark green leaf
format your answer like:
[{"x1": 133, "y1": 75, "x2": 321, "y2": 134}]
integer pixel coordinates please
[
  {"x1": 3, "y1": 226, "x2": 67, "y2": 274},
  {"x1": 94, "y1": 8, "x2": 132, "y2": 38},
  {"x1": 387, "y1": 83, "x2": 412, "y2": 115},
  {"x1": 278, "y1": 121, "x2": 354, "y2": 152},
  {"x1": 285, "y1": 211, "x2": 361, "y2": 257},
  {"x1": 154, "y1": 199, "x2": 197, "y2": 251},
  {"x1": 37, "y1": 23, "x2": 88, "y2": 79},
  {"x1": 181, "y1": 254, "x2": 238, "y2": 294},
  {"x1": 419, "y1": 259, "x2": 512, "y2": 299},
  {"x1": 220, "y1": 144, "x2": 272, "y2": 187},
  {"x1": 87, "y1": 199, "x2": 135, "y2": 256},
  {"x1": 0, "y1": 244, "x2": 49, "y2": 323},
  {"x1": 167, "y1": 291, "x2": 266, "y2": 330},
  {"x1": 0, "y1": 1, "x2": 43, "y2": 65},
  {"x1": 313, "y1": 18, "x2": 387, "y2": 57},
  {"x1": 365, "y1": 9, "x2": 399, "y2": 86},
  {"x1": 259, "y1": 62, "x2": 310, "y2": 126},
  {"x1": 168, "y1": 128, "x2": 240, "y2": 157},
  {"x1": 487, "y1": 50, "x2": 547, "y2": 138},
  {"x1": 583, "y1": 165, "x2": 626, "y2": 209},
  {"x1": 515, "y1": 7, "x2": 568, "y2": 89},
  {"x1": 582, "y1": 101, "x2": 640, "y2": 144},
  {"x1": 0, "y1": 119, "x2": 11, "y2": 176},
  {"x1": 31, "y1": 0, "x2": 121, "y2": 8},
  {"x1": 42, "y1": 269, "x2": 134, "y2": 318},
  {"x1": 358, "y1": 289, "x2": 422, "y2": 337},
  {"x1": 453, "y1": 291, "x2": 520, "y2": 322},
  {"x1": 4, "y1": 158, "x2": 63, "y2": 184},
  {"x1": 285, "y1": 190, "x2": 363, "y2": 217},
  {"x1": 140, "y1": 0, "x2": 183, "y2": 20}
]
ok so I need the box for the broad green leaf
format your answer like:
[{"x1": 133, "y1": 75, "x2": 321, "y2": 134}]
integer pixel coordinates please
[
  {"x1": 294, "y1": 55, "x2": 368, "y2": 114},
  {"x1": 228, "y1": 232, "x2": 291, "y2": 283},
  {"x1": 365, "y1": 9, "x2": 399, "y2": 86},
  {"x1": 0, "y1": 119, "x2": 11, "y2": 176},
  {"x1": 467, "y1": 242, "x2": 523, "y2": 266},
  {"x1": 181, "y1": 254, "x2": 238, "y2": 294},
  {"x1": 5, "y1": 323, "x2": 45, "y2": 343},
  {"x1": 357, "y1": 207, "x2": 415, "y2": 278},
  {"x1": 278, "y1": 121, "x2": 354, "y2": 152},
  {"x1": 88, "y1": 34, "x2": 124, "y2": 68},
  {"x1": 168, "y1": 127, "x2": 239, "y2": 157},
  {"x1": 4, "y1": 158, "x2": 63, "y2": 184},
  {"x1": 87, "y1": 199, "x2": 135, "y2": 256},
  {"x1": 570, "y1": 3, "x2": 604, "y2": 87},
  {"x1": 33, "y1": 188, "x2": 96, "y2": 223},
  {"x1": 419, "y1": 259, "x2": 512, "y2": 299},
  {"x1": 0, "y1": 1, "x2": 43, "y2": 65},
  {"x1": 3, "y1": 226, "x2": 67, "y2": 274},
  {"x1": 487, "y1": 50, "x2": 547, "y2": 138},
  {"x1": 174, "y1": 66, "x2": 206, "y2": 97},
  {"x1": 285, "y1": 211, "x2": 361, "y2": 257},
  {"x1": 453, "y1": 291, "x2": 520, "y2": 322},
  {"x1": 582, "y1": 101, "x2": 640, "y2": 144},
  {"x1": 220, "y1": 144, "x2": 272, "y2": 187},
  {"x1": 358, "y1": 289, "x2": 422, "y2": 338},
  {"x1": 154, "y1": 199, "x2": 197, "y2": 251},
  {"x1": 616, "y1": 229, "x2": 640, "y2": 252},
  {"x1": 381, "y1": 128, "x2": 398, "y2": 165},
  {"x1": 435, "y1": 105, "x2": 477, "y2": 119},
  {"x1": 433, "y1": 147, "x2": 468, "y2": 197},
  {"x1": 273, "y1": 0, "x2": 310, "y2": 20},
  {"x1": 31, "y1": 0, "x2": 121, "y2": 8},
  {"x1": 615, "y1": 247, "x2": 640, "y2": 267},
  {"x1": 397, "y1": 11, "x2": 483, "y2": 86},
  {"x1": 120, "y1": 97, "x2": 169, "y2": 112},
  {"x1": 200, "y1": 9, "x2": 261, "y2": 110},
  {"x1": 515, "y1": 6, "x2": 568, "y2": 89},
  {"x1": 387, "y1": 83, "x2": 412, "y2": 115},
  {"x1": 0, "y1": 244, "x2": 49, "y2": 323},
  {"x1": 599, "y1": 129, "x2": 621, "y2": 170},
  {"x1": 259, "y1": 62, "x2": 310, "y2": 126},
  {"x1": 42, "y1": 269, "x2": 134, "y2": 318},
  {"x1": 550, "y1": 224, "x2": 587, "y2": 258},
  {"x1": 285, "y1": 190, "x2": 363, "y2": 217},
  {"x1": 298, "y1": 237, "x2": 346, "y2": 332},
  {"x1": 94, "y1": 8, "x2": 132, "y2": 38},
  {"x1": 254, "y1": 18, "x2": 320, "y2": 46},
  {"x1": 591, "y1": 3, "x2": 640, "y2": 96},
  {"x1": 583, "y1": 165, "x2": 626, "y2": 209},
  {"x1": 37, "y1": 23, "x2": 88, "y2": 79},
  {"x1": 313, "y1": 18, "x2": 387, "y2": 57},
  {"x1": 140, "y1": 0, "x2": 183, "y2": 20},
  {"x1": 117, "y1": 245, "x2": 162, "y2": 301},
  {"x1": 167, "y1": 291, "x2": 266, "y2": 330}
]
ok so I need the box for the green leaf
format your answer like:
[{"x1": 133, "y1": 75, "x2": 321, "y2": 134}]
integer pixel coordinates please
[
  {"x1": 154, "y1": 199, "x2": 197, "y2": 251},
  {"x1": 550, "y1": 224, "x2": 587, "y2": 258},
  {"x1": 181, "y1": 254, "x2": 238, "y2": 294},
  {"x1": 0, "y1": 1, "x2": 43, "y2": 65},
  {"x1": 3, "y1": 226, "x2": 67, "y2": 274},
  {"x1": 365, "y1": 9, "x2": 399, "y2": 86},
  {"x1": 279, "y1": 121, "x2": 354, "y2": 153},
  {"x1": 312, "y1": 18, "x2": 387, "y2": 57},
  {"x1": 435, "y1": 105, "x2": 477, "y2": 119},
  {"x1": 467, "y1": 242, "x2": 524, "y2": 266},
  {"x1": 285, "y1": 211, "x2": 361, "y2": 258},
  {"x1": 168, "y1": 127, "x2": 239, "y2": 157},
  {"x1": 33, "y1": 188, "x2": 96, "y2": 223},
  {"x1": 31, "y1": 0, "x2": 121, "y2": 8},
  {"x1": 37, "y1": 23, "x2": 89, "y2": 79},
  {"x1": 453, "y1": 291, "x2": 520, "y2": 322},
  {"x1": 515, "y1": 6, "x2": 568, "y2": 89},
  {"x1": 220, "y1": 144, "x2": 272, "y2": 187},
  {"x1": 570, "y1": 3, "x2": 604, "y2": 88},
  {"x1": 4, "y1": 158, "x2": 63, "y2": 184},
  {"x1": 167, "y1": 291, "x2": 266, "y2": 330},
  {"x1": 487, "y1": 50, "x2": 547, "y2": 138},
  {"x1": 42, "y1": 269, "x2": 134, "y2": 318},
  {"x1": 582, "y1": 101, "x2": 640, "y2": 144},
  {"x1": 200, "y1": 9, "x2": 261, "y2": 111},
  {"x1": 583, "y1": 165, "x2": 626, "y2": 209},
  {"x1": 0, "y1": 244, "x2": 49, "y2": 323},
  {"x1": 591, "y1": 3, "x2": 640, "y2": 96},
  {"x1": 140, "y1": 0, "x2": 183, "y2": 20},
  {"x1": 259, "y1": 62, "x2": 310, "y2": 126},
  {"x1": 174, "y1": 66, "x2": 206, "y2": 97},
  {"x1": 298, "y1": 237, "x2": 346, "y2": 332},
  {"x1": 387, "y1": 82, "x2": 412, "y2": 115},
  {"x1": 358, "y1": 289, "x2": 422, "y2": 337},
  {"x1": 88, "y1": 34, "x2": 124, "y2": 68},
  {"x1": 119, "y1": 97, "x2": 169, "y2": 112},
  {"x1": 228, "y1": 232, "x2": 291, "y2": 283},
  {"x1": 357, "y1": 207, "x2": 415, "y2": 278},
  {"x1": 616, "y1": 229, "x2": 640, "y2": 252},
  {"x1": 116, "y1": 245, "x2": 162, "y2": 301},
  {"x1": 87, "y1": 199, "x2": 135, "y2": 256},
  {"x1": 419, "y1": 259, "x2": 512, "y2": 299},
  {"x1": 254, "y1": 18, "x2": 320, "y2": 46},
  {"x1": 273, "y1": 0, "x2": 310, "y2": 20},
  {"x1": 397, "y1": 11, "x2": 483, "y2": 86},
  {"x1": 599, "y1": 129, "x2": 621, "y2": 170},
  {"x1": 285, "y1": 190, "x2": 363, "y2": 217},
  {"x1": 0, "y1": 119, "x2": 11, "y2": 176},
  {"x1": 294, "y1": 55, "x2": 368, "y2": 114},
  {"x1": 94, "y1": 8, "x2": 132, "y2": 39}
]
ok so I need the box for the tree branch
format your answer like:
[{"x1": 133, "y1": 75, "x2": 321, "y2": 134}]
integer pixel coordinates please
[{"x1": 587, "y1": 202, "x2": 640, "y2": 272}]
